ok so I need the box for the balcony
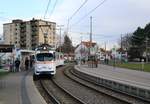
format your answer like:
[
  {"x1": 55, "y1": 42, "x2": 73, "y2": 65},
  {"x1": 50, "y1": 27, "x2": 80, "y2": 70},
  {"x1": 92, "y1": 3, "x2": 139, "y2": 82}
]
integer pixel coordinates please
[
  {"x1": 20, "y1": 29, "x2": 26, "y2": 33},
  {"x1": 20, "y1": 42, "x2": 26, "y2": 44},
  {"x1": 20, "y1": 45, "x2": 26, "y2": 49},
  {"x1": 31, "y1": 32, "x2": 38, "y2": 36},
  {"x1": 20, "y1": 25, "x2": 26, "y2": 28},
  {"x1": 32, "y1": 29, "x2": 38, "y2": 33},
  {"x1": 30, "y1": 21, "x2": 38, "y2": 27},
  {"x1": 20, "y1": 36, "x2": 26, "y2": 39},
  {"x1": 31, "y1": 37, "x2": 38, "y2": 42},
  {"x1": 20, "y1": 24, "x2": 26, "y2": 29}
]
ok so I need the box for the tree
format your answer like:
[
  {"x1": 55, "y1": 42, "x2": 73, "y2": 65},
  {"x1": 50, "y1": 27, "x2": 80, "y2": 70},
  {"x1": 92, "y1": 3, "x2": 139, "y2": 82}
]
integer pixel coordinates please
[
  {"x1": 119, "y1": 33, "x2": 132, "y2": 51},
  {"x1": 61, "y1": 35, "x2": 74, "y2": 54},
  {"x1": 131, "y1": 27, "x2": 145, "y2": 47},
  {"x1": 120, "y1": 24, "x2": 150, "y2": 61},
  {"x1": 128, "y1": 47, "x2": 143, "y2": 61}
]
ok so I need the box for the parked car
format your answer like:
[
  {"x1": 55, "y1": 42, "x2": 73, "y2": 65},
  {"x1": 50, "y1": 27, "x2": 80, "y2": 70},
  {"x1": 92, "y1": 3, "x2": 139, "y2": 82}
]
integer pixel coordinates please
[{"x1": 100, "y1": 56, "x2": 105, "y2": 61}]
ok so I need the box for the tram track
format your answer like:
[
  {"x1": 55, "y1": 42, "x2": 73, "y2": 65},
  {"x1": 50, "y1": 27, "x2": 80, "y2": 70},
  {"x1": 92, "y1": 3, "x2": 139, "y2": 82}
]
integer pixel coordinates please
[
  {"x1": 35, "y1": 65, "x2": 147, "y2": 104},
  {"x1": 35, "y1": 75, "x2": 86, "y2": 104},
  {"x1": 39, "y1": 80, "x2": 60, "y2": 104},
  {"x1": 63, "y1": 66, "x2": 131, "y2": 104},
  {"x1": 53, "y1": 65, "x2": 129, "y2": 104},
  {"x1": 34, "y1": 79, "x2": 59, "y2": 104},
  {"x1": 64, "y1": 65, "x2": 150, "y2": 104}
]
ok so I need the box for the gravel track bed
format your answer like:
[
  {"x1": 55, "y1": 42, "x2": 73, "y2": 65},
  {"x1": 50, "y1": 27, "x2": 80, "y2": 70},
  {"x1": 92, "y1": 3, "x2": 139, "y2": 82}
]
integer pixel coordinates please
[
  {"x1": 34, "y1": 74, "x2": 84, "y2": 104},
  {"x1": 34, "y1": 80, "x2": 55, "y2": 104},
  {"x1": 42, "y1": 79, "x2": 83, "y2": 104},
  {"x1": 54, "y1": 65, "x2": 128, "y2": 104},
  {"x1": 65, "y1": 66, "x2": 150, "y2": 104}
]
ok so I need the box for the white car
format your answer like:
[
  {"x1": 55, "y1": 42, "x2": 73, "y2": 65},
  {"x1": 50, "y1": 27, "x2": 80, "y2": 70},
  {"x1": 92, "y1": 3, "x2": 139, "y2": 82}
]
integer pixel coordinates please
[{"x1": 100, "y1": 56, "x2": 105, "y2": 61}]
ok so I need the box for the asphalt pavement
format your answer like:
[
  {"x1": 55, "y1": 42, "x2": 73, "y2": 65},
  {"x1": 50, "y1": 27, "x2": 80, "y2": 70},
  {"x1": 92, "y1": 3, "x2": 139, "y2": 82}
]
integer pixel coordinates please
[{"x1": 0, "y1": 70, "x2": 46, "y2": 104}]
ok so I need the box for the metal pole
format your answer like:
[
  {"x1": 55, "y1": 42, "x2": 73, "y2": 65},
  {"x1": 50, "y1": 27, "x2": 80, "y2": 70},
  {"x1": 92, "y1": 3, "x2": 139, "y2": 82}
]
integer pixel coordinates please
[
  {"x1": 146, "y1": 36, "x2": 148, "y2": 63},
  {"x1": 105, "y1": 42, "x2": 106, "y2": 64},
  {"x1": 81, "y1": 36, "x2": 82, "y2": 65},
  {"x1": 141, "y1": 59, "x2": 144, "y2": 71},
  {"x1": 59, "y1": 27, "x2": 61, "y2": 52},
  {"x1": 121, "y1": 34, "x2": 122, "y2": 63},
  {"x1": 57, "y1": 25, "x2": 64, "y2": 52},
  {"x1": 90, "y1": 16, "x2": 92, "y2": 47},
  {"x1": 90, "y1": 16, "x2": 93, "y2": 67},
  {"x1": 67, "y1": 19, "x2": 70, "y2": 35}
]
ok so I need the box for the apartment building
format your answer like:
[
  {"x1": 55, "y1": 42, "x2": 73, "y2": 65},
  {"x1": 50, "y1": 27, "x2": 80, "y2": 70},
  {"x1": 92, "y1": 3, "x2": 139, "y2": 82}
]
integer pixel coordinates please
[{"x1": 3, "y1": 18, "x2": 57, "y2": 50}]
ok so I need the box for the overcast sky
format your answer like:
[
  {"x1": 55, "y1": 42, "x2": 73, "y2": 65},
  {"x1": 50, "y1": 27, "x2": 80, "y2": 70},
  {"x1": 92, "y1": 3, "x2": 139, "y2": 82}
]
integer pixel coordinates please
[{"x1": 0, "y1": 0, "x2": 150, "y2": 49}]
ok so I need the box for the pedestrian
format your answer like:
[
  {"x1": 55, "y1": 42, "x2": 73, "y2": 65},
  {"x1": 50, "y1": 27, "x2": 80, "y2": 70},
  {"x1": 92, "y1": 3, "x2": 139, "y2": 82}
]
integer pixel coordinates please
[
  {"x1": 25, "y1": 57, "x2": 29, "y2": 70},
  {"x1": 30, "y1": 57, "x2": 33, "y2": 69},
  {"x1": 15, "y1": 58, "x2": 20, "y2": 72}
]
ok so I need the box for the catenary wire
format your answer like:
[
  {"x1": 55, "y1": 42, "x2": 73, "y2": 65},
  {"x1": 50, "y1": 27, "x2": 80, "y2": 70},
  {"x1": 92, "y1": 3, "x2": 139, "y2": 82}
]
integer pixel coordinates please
[
  {"x1": 69, "y1": 0, "x2": 88, "y2": 20},
  {"x1": 49, "y1": 0, "x2": 58, "y2": 17},
  {"x1": 44, "y1": 0, "x2": 51, "y2": 19},
  {"x1": 71, "y1": 0, "x2": 107, "y2": 26}
]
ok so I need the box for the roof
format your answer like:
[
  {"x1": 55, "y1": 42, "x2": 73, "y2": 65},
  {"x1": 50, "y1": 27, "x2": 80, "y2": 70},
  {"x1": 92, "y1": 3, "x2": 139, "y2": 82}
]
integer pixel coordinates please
[
  {"x1": 81, "y1": 41, "x2": 96, "y2": 48},
  {"x1": 0, "y1": 44, "x2": 14, "y2": 48},
  {"x1": 3, "y1": 18, "x2": 56, "y2": 25},
  {"x1": 0, "y1": 44, "x2": 14, "y2": 52}
]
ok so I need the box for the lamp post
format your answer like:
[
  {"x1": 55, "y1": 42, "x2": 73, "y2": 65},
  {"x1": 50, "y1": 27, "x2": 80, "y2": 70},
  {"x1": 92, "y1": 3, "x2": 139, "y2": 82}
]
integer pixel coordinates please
[
  {"x1": 57, "y1": 25, "x2": 64, "y2": 52},
  {"x1": 89, "y1": 16, "x2": 93, "y2": 67},
  {"x1": 146, "y1": 36, "x2": 148, "y2": 63},
  {"x1": 90, "y1": 16, "x2": 92, "y2": 55}
]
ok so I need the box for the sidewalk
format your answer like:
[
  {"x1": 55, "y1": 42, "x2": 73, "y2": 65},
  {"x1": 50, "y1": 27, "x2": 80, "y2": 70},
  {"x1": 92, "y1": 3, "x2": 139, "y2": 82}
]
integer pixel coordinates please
[
  {"x1": 0, "y1": 72, "x2": 21, "y2": 104},
  {"x1": 76, "y1": 64, "x2": 150, "y2": 90},
  {"x1": 0, "y1": 71, "x2": 46, "y2": 104}
]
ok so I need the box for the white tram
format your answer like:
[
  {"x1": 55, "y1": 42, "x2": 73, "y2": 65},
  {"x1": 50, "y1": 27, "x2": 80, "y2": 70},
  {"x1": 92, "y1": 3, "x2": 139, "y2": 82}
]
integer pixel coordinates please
[{"x1": 33, "y1": 44, "x2": 64, "y2": 79}]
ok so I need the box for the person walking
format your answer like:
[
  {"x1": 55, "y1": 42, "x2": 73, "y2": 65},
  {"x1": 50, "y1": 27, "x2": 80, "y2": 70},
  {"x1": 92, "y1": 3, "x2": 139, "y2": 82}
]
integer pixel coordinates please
[
  {"x1": 25, "y1": 57, "x2": 29, "y2": 70},
  {"x1": 15, "y1": 58, "x2": 20, "y2": 72},
  {"x1": 29, "y1": 56, "x2": 33, "y2": 69}
]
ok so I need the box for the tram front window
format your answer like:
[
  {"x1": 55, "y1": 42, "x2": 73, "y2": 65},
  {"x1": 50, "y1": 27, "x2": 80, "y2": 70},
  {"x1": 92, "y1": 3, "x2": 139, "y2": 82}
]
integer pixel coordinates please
[{"x1": 36, "y1": 53, "x2": 54, "y2": 61}]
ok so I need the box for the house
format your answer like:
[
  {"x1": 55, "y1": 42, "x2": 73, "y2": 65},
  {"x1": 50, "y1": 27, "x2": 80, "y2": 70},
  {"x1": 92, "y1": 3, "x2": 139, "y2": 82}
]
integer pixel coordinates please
[{"x1": 74, "y1": 41, "x2": 98, "y2": 61}]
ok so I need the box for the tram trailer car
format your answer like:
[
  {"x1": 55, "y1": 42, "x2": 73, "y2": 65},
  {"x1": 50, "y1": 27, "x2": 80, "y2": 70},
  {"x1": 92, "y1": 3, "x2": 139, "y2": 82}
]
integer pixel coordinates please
[{"x1": 33, "y1": 44, "x2": 64, "y2": 80}]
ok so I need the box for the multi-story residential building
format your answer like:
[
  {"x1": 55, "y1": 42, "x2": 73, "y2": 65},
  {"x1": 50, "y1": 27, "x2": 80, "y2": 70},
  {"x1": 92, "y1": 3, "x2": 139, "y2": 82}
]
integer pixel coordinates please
[{"x1": 3, "y1": 18, "x2": 56, "y2": 50}]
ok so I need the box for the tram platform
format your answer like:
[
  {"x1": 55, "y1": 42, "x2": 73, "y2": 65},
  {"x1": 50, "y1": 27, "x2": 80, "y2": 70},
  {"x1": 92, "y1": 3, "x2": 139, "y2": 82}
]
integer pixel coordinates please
[
  {"x1": 0, "y1": 70, "x2": 46, "y2": 104},
  {"x1": 74, "y1": 64, "x2": 150, "y2": 101}
]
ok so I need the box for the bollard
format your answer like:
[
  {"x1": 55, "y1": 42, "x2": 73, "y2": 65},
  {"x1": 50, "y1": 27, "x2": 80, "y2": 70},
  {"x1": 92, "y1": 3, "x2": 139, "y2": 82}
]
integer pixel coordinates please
[{"x1": 141, "y1": 59, "x2": 144, "y2": 71}]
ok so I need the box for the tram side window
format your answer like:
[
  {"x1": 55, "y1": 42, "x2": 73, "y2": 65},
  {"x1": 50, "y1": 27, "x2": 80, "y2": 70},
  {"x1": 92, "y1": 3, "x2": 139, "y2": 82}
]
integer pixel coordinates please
[
  {"x1": 60, "y1": 55, "x2": 63, "y2": 59},
  {"x1": 53, "y1": 52, "x2": 56, "y2": 61},
  {"x1": 36, "y1": 53, "x2": 54, "y2": 61}
]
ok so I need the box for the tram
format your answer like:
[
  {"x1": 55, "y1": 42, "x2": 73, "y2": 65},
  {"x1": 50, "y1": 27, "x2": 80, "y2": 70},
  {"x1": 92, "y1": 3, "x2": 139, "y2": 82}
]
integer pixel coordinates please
[{"x1": 33, "y1": 44, "x2": 64, "y2": 80}]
